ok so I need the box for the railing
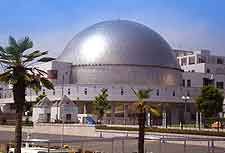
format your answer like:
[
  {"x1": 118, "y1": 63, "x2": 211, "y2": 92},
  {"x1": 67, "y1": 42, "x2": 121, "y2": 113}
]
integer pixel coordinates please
[
  {"x1": 97, "y1": 130, "x2": 225, "y2": 153},
  {"x1": 144, "y1": 137, "x2": 225, "y2": 153},
  {"x1": 0, "y1": 134, "x2": 225, "y2": 153},
  {"x1": 0, "y1": 137, "x2": 136, "y2": 153}
]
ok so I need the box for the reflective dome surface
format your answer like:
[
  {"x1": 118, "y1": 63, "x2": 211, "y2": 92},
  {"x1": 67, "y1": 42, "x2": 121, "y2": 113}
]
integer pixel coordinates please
[{"x1": 58, "y1": 20, "x2": 178, "y2": 69}]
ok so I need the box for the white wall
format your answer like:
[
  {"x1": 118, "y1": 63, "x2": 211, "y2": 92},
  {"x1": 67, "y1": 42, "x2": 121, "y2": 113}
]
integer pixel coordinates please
[{"x1": 32, "y1": 107, "x2": 51, "y2": 123}]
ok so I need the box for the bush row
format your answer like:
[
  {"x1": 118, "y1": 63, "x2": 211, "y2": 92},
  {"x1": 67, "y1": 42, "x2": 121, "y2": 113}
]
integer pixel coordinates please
[
  {"x1": 0, "y1": 120, "x2": 33, "y2": 126},
  {"x1": 96, "y1": 125, "x2": 225, "y2": 137}
]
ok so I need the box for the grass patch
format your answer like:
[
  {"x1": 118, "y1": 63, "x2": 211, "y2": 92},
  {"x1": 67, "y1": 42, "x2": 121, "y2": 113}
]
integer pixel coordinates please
[{"x1": 96, "y1": 125, "x2": 225, "y2": 137}]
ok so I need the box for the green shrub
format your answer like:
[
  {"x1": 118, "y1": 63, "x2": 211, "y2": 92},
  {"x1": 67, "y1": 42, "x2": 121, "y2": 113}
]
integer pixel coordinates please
[{"x1": 96, "y1": 125, "x2": 225, "y2": 137}]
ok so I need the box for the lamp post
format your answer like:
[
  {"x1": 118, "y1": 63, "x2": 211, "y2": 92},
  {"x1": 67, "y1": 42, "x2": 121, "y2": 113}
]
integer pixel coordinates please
[
  {"x1": 61, "y1": 73, "x2": 65, "y2": 148},
  {"x1": 181, "y1": 96, "x2": 190, "y2": 130}
]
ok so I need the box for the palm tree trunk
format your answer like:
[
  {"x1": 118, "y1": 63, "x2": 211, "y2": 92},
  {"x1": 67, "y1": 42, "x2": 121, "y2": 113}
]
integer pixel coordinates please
[
  {"x1": 217, "y1": 113, "x2": 220, "y2": 132},
  {"x1": 15, "y1": 104, "x2": 23, "y2": 153},
  {"x1": 138, "y1": 111, "x2": 146, "y2": 153},
  {"x1": 198, "y1": 112, "x2": 201, "y2": 130},
  {"x1": 13, "y1": 67, "x2": 26, "y2": 153}
]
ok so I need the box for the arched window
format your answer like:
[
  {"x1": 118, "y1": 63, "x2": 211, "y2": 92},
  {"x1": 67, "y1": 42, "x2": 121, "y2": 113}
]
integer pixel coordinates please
[
  {"x1": 121, "y1": 88, "x2": 124, "y2": 95},
  {"x1": 68, "y1": 88, "x2": 71, "y2": 95},
  {"x1": 156, "y1": 89, "x2": 159, "y2": 96},
  {"x1": 172, "y1": 90, "x2": 176, "y2": 96},
  {"x1": 84, "y1": 88, "x2": 87, "y2": 95}
]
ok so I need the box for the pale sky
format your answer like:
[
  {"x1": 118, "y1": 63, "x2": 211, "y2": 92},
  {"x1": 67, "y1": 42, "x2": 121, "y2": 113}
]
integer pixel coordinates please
[{"x1": 0, "y1": 0, "x2": 225, "y2": 57}]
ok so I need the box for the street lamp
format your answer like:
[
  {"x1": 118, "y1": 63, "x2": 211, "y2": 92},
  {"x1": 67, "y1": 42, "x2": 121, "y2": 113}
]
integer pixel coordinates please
[{"x1": 181, "y1": 96, "x2": 190, "y2": 130}]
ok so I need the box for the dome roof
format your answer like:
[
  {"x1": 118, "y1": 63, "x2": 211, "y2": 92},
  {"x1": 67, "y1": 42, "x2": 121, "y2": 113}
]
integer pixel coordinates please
[{"x1": 58, "y1": 20, "x2": 178, "y2": 69}]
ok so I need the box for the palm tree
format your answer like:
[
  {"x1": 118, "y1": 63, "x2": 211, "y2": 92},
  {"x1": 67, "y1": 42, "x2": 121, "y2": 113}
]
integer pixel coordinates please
[
  {"x1": 132, "y1": 88, "x2": 160, "y2": 153},
  {"x1": 0, "y1": 36, "x2": 54, "y2": 153},
  {"x1": 92, "y1": 88, "x2": 111, "y2": 124}
]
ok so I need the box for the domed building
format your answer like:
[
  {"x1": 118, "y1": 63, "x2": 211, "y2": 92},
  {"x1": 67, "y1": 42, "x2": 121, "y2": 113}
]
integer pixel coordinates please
[
  {"x1": 35, "y1": 20, "x2": 192, "y2": 125},
  {"x1": 57, "y1": 20, "x2": 181, "y2": 87}
]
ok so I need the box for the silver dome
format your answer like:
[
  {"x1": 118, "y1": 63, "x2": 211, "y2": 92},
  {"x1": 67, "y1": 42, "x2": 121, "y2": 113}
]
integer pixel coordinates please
[{"x1": 58, "y1": 20, "x2": 178, "y2": 69}]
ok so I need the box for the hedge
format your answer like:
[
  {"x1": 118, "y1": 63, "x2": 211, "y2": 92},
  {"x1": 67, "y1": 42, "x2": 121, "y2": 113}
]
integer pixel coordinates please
[{"x1": 96, "y1": 125, "x2": 225, "y2": 137}]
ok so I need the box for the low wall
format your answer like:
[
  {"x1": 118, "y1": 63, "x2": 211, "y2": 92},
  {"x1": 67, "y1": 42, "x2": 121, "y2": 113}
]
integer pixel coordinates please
[
  {"x1": 0, "y1": 124, "x2": 99, "y2": 137},
  {"x1": 33, "y1": 123, "x2": 98, "y2": 137}
]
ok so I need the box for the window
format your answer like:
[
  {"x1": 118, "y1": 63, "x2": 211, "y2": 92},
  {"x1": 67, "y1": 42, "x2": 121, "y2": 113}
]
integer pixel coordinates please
[
  {"x1": 216, "y1": 82, "x2": 224, "y2": 89},
  {"x1": 187, "y1": 80, "x2": 191, "y2": 87},
  {"x1": 187, "y1": 90, "x2": 190, "y2": 97},
  {"x1": 172, "y1": 90, "x2": 176, "y2": 96},
  {"x1": 84, "y1": 88, "x2": 87, "y2": 95},
  {"x1": 198, "y1": 56, "x2": 206, "y2": 63},
  {"x1": 203, "y1": 78, "x2": 214, "y2": 86},
  {"x1": 47, "y1": 70, "x2": 58, "y2": 79},
  {"x1": 156, "y1": 89, "x2": 159, "y2": 96},
  {"x1": 217, "y1": 58, "x2": 224, "y2": 64},
  {"x1": 42, "y1": 89, "x2": 45, "y2": 95},
  {"x1": 186, "y1": 104, "x2": 191, "y2": 112},
  {"x1": 177, "y1": 59, "x2": 180, "y2": 65},
  {"x1": 66, "y1": 114, "x2": 72, "y2": 121},
  {"x1": 121, "y1": 88, "x2": 124, "y2": 95},
  {"x1": 181, "y1": 58, "x2": 187, "y2": 66},
  {"x1": 188, "y1": 56, "x2": 195, "y2": 65},
  {"x1": 182, "y1": 80, "x2": 185, "y2": 87},
  {"x1": 68, "y1": 88, "x2": 71, "y2": 95}
]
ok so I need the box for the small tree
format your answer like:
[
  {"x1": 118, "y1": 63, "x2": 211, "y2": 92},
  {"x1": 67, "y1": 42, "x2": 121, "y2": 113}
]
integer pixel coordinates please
[
  {"x1": 132, "y1": 88, "x2": 160, "y2": 153},
  {"x1": 92, "y1": 88, "x2": 111, "y2": 124},
  {"x1": 196, "y1": 85, "x2": 224, "y2": 131}
]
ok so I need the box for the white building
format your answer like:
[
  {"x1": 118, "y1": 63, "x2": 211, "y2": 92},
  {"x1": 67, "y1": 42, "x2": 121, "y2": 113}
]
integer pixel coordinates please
[
  {"x1": 50, "y1": 95, "x2": 78, "y2": 123},
  {"x1": 32, "y1": 97, "x2": 52, "y2": 123},
  {"x1": 0, "y1": 20, "x2": 224, "y2": 125}
]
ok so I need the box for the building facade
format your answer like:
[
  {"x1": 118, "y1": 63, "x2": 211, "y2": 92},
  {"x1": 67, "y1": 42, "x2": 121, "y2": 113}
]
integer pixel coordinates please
[{"x1": 0, "y1": 20, "x2": 224, "y2": 125}]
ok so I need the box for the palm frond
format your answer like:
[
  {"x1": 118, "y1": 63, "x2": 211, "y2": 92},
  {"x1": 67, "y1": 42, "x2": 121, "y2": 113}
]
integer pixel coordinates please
[
  {"x1": 28, "y1": 78, "x2": 41, "y2": 93},
  {"x1": 33, "y1": 68, "x2": 48, "y2": 75},
  {"x1": 40, "y1": 77, "x2": 54, "y2": 90},
  {"x1": 137, "y1": 89, "x2": 152, "y2": 99},
  {"x1": 0, "y1": 46, "x2": 5, "y2": 52},
  {"x1": 131, "y1": 88, "x2": 138, "y2": 97},
  {"x1": 8, "y1": 36, "x2": 18, "y2": 49},
  {"x1": 37, "y1": 57, "x2": 55, "y2": 62},
  {"x1": 0, "y1": 59, "x2": 13, "y2": 65},
  {"x1": 23, "y1": 50, "x2": 48, "y2": 63},
  {"x1": 0, "y1": 70, "x2": 12, "y2": 83},
  {"x1": 17, "y1": 37, "x2": 33, "y2": 53},
  {"x1": 147, "y1": 106, "x2": 160, "y2": 117}
]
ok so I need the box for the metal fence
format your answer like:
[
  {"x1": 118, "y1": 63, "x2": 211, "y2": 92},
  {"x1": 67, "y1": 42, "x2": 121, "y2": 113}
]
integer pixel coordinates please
[
  {"x1": 144, "y1": 137, "x2": 225, "y2": 153},
  {"x1": 0, "y1": 135, "x2": 225, "y2": 153},
  {"x1": 0, "y1": 137, "x2": 137, "y2": 153}
]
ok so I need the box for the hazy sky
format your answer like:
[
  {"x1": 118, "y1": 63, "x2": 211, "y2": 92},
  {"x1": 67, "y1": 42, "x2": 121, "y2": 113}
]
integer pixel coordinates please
[{"x1": 0, "y1": 0, "x2": 225, "y2": 57}]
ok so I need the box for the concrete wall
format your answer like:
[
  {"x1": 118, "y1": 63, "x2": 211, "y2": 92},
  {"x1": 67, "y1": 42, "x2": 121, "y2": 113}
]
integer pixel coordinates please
[
  {"x1": 0, "y1": 124, "x2": 98, "y2": 137},
  {"x1": 72, "y1": 65, "x2": 182, "y2": 86}
]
